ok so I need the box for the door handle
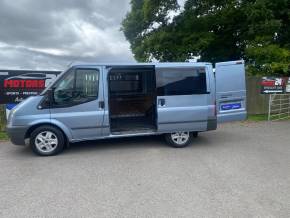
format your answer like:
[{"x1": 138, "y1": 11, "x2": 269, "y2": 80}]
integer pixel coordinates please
[
  {"x1": 221, "y1": 94, "x2": 233, "y2": 99},
  {"x1": 99, "y1": 101, "x2": 105, "y2": 109},
  {"x1": 158, "y1": 99, "x2": 166, "y2": 106}
]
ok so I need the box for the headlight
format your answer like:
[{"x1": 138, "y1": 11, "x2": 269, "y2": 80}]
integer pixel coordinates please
[{"x1": 7, "y1": 108, "x2": 16, "y2": 125}]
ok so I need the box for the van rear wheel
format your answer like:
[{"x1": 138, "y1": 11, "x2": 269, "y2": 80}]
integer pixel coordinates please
[
  {"x1": 30, "y1": 125, "x2": 65, "y2": 156},
  {"x1": 165, "y1": 132, "x2": 193, "y2": 148}
]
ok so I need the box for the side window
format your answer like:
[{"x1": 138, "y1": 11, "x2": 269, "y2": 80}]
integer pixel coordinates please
[
  {"x1": 53, "y1": 68, "x2": 99, "y2": 106},
  {"x1": 75, "y1": 69, "x2": 99, "y2": 99},
  {"x1": 156, "y1": 67, "x2": 207, "y2": 96}
]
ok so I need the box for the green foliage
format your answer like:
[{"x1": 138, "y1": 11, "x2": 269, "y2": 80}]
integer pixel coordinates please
[
  {"x1": 0, "y1": 132, "x2": 8, "y2": 141},
  {"x1": 0, "y1": 105, "x2": 6, "y2": 132},
  {"x1": 246, "y1": 44, "x2": 290, "y2": 76},
  {"x1": 121, "y1": 0, "x2": 179, "y2": 61},
  {"x1": 122, "y1": 0, "x2": 290, "y2": 75}
]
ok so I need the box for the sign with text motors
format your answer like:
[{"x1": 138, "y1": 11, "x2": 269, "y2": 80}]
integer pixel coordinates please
[
  {"x1": 261, "y1": 77, "x2": 290, "y2": 94},
  {"x1": 0, "y1": 70, "x2": 61, "y2": 104}
]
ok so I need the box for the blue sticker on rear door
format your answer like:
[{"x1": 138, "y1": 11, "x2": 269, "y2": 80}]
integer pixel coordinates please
[{"x1": 221, "y1": 103, "x2": 242, "y2": 111}]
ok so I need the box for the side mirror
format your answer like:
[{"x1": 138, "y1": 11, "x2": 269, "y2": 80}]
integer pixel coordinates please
[
  {"x1": 38, "y1": 88, "x2": 54, "y2": 109},
  {"x1": 47, "y1": 88, "x2": 55, "y2": 105}
]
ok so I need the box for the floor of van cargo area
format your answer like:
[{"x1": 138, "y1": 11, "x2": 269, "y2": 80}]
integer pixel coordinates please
[{"x1": 110, "y1": 116, "x2": 156, "y2": 134}]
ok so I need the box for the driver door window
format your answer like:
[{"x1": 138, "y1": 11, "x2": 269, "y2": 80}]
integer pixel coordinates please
[{"x1": 53, "y1": 68, "x2": 99, "y2": 107}]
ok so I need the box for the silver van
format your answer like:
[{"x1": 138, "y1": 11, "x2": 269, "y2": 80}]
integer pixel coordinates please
[{"x1": 7, "y1": 61, "x2": 246, "y2": 156}]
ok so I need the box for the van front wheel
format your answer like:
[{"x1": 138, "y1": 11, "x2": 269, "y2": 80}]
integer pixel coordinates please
[
  {"x1": 30, "y1": 126, "x2": 65, "y2": 156},
  {"x1": 165, "y1": 132, "x2": 193, "y2": 148}
]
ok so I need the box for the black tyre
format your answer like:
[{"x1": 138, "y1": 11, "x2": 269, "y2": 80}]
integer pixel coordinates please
[
  {"x1": 165, "y1": 132, "x2": 193, "y2": 148},
  {"x1": 30, "y1": 125, "x2": 65, "y2": 156},
  {"x1": 193, "y1": 132, "x2": 199, "y2": 138}
]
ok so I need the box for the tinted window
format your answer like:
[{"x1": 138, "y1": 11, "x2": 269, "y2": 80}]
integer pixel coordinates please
[
  {"x1": 156, "y1": 67, "x2": 207, "y2": 96},
  {"x1": 53, "y1": 68, "x2": 99, "y2": 106}
]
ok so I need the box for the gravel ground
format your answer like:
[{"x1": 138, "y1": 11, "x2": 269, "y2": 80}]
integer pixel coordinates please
[{"x1": 0, "y1": 121, "x2": 290, "y2": 217}]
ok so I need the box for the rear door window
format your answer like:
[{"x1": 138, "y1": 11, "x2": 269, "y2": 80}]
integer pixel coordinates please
[{"x1": 156, "y1": 67, "x2": 207, "y2": 96}]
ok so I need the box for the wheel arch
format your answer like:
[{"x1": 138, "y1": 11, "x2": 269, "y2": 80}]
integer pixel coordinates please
[{"x1": 25, "y1": 121, "x2": 72, "y2": 146}]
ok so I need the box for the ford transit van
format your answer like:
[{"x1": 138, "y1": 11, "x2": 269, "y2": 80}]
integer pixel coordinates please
[{"x1": 7, "y1": 61, "x2": 246, "y2": 156}]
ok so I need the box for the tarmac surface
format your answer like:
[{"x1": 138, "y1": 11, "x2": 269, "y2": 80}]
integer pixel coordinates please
[{"x1": 0, "y1": 121, "x2": 290, "y2": 217}]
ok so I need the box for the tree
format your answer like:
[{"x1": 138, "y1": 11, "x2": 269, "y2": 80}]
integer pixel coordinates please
[{"x1": 122, "y1": 0, "x2": 290, "y2": 75}]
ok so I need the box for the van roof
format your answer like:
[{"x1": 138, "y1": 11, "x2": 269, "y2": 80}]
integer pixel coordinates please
[{"x1": 70, "y1": 62, "x2": 212, "y2": 68}]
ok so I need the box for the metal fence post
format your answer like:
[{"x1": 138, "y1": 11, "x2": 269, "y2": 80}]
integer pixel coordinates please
[
  {"x1": 289, "y1": 95, "x2": 290, "y2": 119},
  {"x1": 268, "y1": 94, "x2": 272, "y2": 121}
]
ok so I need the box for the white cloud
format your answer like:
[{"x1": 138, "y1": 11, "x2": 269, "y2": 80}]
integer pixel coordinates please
[{"x1": 0, "y1": 0, "x2": 134, "y2": 70}]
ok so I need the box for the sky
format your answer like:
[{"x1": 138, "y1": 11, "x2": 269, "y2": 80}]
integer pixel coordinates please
[
  {"x1": 0, "y1": 0, "x2": 185, "y2": 71},
  {"x1": 0, "y1": 0, "x2": 135, "y2": 70}
]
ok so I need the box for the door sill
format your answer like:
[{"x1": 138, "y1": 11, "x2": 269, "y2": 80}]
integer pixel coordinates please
[{"x1": 110, "y1": 129, "x2": 157, "y2": 136}]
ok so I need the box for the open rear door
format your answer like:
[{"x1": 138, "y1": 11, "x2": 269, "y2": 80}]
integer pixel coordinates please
[{"x1": 216, "y1": 60, "x2": 247, "y2": 123}]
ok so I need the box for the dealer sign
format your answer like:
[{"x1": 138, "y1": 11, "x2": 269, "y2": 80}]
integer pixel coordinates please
[
  {"x1": 0, "y1": 70, "x2": 61, "y2": 104},
  {"x1": 261, "y1": 77, "x2": 288, "y2": 94}
]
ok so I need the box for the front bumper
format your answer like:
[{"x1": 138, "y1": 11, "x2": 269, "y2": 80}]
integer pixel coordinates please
[{"x1": 6, "y1": 125, "x2": 28, "y2": 146}]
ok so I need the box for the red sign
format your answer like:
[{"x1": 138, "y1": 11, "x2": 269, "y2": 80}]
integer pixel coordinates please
[
  {"x1": 0, "y1": 70, "x2": 61, "y2": 103},
  {"x1": 261, "y1": 77, "x2": 288, "y2": 94},
  {"x1": 4, "y1": 80, "x2": 45, "y2": 89}
]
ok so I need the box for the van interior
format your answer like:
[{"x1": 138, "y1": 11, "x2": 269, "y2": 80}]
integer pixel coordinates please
[{"x1": 108, "y1": 66, "x2": 157, "y2": 134}]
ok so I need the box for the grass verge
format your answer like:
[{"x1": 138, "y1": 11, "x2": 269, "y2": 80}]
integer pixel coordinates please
[
  {"x1": 247, "y1": 114, "x2": 268, "y2": 121},
  {"x1": 0, "y1": 131, "x2": 9, "y2": 141}
]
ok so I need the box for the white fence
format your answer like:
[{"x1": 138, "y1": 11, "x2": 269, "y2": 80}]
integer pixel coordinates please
[{"x1": 268, "y1": 94, "x2": 290, "y2": 121}]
